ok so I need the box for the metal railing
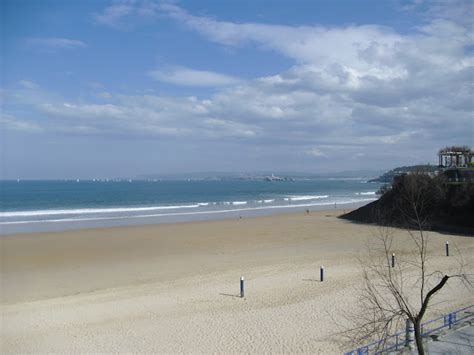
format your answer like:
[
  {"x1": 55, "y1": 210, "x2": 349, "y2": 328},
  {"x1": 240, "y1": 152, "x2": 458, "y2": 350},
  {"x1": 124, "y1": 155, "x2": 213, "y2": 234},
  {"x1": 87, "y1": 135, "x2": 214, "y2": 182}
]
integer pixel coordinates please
[{"x1": 345, "y1": 304, "x2": 473, "y2": 355}]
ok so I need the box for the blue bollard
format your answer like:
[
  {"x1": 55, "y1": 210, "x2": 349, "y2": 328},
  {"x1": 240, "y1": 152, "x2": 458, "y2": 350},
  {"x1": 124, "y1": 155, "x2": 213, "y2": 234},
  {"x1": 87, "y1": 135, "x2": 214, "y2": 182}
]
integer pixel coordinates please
[
  {"x1": 320, "y1": 265, "x2": 324, "y2": 282},
  {"x1": 405, "y1": 319, "x2": 414, "y2": 348},
  {"x1": 445, "y1": 241, "x2": 449, "y2": 256},
  {"x1": 240, "y1": 276, "x2": 244, "y2": 298}
]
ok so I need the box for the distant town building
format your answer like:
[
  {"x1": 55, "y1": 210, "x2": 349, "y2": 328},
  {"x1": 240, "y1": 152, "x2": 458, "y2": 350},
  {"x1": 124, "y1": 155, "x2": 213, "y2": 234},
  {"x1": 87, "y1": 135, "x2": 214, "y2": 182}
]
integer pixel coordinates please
[{"x1": 264, "y1": 173, "x2": 284, "y2": 181}]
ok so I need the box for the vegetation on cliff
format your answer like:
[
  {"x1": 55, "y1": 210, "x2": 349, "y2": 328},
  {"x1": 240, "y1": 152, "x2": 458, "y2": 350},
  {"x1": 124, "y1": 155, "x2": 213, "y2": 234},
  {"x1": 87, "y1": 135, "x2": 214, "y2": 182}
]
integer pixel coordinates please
[
  {"x1": 368, "y1": 165, "x2": 438, "y2": 183},
  {"x1": 342, "y1": 173, "x2": 474, "y2": 234}
]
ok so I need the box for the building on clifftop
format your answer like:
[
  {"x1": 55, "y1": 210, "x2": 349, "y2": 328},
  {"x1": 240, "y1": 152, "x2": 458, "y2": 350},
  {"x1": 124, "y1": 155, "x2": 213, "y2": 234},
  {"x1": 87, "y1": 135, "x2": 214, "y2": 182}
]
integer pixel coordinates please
[
  {"x1": 438, "y1": 146, "x2": 474, "y2": 183},
  {"x1": 438, "y1": 146, "x2": 473, "y2": 168}
]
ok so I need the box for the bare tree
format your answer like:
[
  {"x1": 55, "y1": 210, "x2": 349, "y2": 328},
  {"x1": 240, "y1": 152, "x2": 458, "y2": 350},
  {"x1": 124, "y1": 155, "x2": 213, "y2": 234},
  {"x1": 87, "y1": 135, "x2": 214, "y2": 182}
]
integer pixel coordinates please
[{"x1": 341, "y1": 174, "x2": 472, "y2": 355}]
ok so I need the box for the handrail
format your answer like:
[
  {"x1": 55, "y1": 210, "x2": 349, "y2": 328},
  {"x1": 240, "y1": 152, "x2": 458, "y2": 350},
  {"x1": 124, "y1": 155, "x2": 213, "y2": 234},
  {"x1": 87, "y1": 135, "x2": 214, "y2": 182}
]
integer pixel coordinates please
[{"x1": 344, "y1": 304, "x2": 473, "y2": 354}]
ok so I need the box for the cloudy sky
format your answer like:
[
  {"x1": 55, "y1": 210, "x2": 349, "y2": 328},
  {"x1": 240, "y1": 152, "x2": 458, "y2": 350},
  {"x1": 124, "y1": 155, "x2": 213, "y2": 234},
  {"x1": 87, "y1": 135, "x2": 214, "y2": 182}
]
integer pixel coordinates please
[{"x1": 2, "y1": 0, "x2": 473, "y2": 179}]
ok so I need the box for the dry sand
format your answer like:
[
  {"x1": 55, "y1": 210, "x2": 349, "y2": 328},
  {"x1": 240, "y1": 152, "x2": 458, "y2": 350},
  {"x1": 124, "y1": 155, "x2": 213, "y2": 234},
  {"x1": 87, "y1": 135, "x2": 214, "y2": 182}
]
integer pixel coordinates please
[{"x1": 1, "y1": 210, "x2": 473, "y2": 353}]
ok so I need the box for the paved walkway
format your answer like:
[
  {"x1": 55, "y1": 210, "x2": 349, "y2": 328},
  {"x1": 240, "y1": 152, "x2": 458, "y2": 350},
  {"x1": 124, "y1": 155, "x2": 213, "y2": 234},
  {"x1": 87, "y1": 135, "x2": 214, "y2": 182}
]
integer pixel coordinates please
[{"x1": 422, "y1": 324, "x2": 473, "y2": 354}]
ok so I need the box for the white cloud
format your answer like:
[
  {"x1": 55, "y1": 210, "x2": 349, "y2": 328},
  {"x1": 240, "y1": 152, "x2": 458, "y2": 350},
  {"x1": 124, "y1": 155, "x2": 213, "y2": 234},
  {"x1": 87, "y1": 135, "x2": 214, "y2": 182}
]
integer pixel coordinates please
[
  {"x1": 159, "y1": 3, "x2": 406, "y2": 77},
  {"x1": 306, "y1": 148, "x2": 327, "y2": 158},
  {"x1": 57, "y1": 100, "x2": 190, "y2": 137},
  {"x1": 203, "y1": 118, "x2": 257, "y2": 138},
  {"x1": 94, "y1": 0, "x2": 160, "y2": 27},
  {"x1": 94, "y1": 2, "x2": 134, "y2": 27},
  {"x1": 0, "y1": 114, "x2": 42, "y2": 132},
  {"x1": 149, "y1": 66, "x2": 241, "y2": 87},
  {"x1": 19, "y1": 80, "x2": 39, "y2": 90},
  {"x1": 40, "y1": 102, "x2": 127, "y2": 120},
  {"x1": 24, "y1": 37, "x2": 86, "y2": 51},
  {"x1": 424, "y1": 0, "x2": 474, "y2": 26}
]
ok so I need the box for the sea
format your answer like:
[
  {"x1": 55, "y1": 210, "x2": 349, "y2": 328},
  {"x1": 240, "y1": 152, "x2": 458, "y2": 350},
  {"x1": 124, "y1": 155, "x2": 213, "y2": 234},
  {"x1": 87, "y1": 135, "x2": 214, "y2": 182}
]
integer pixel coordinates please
[{"x1": 0, "y1": 179, "x2": 382, "y2": 234}]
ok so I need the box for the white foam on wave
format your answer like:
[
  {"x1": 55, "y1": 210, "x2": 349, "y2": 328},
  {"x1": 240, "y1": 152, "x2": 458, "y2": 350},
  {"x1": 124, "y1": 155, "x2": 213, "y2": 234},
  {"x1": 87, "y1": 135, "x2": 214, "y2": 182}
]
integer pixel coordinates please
[
  {"x1": 355, "y1": 191, "x2": 376, "y2": 196},
  {"x1": 289, "y1": 195, "x2": 329, "y2": 201},
  {"x1": 257, "y1": 199, "x2": 275, "y2": 203},
  {"x1": 232, "y1": 201, "x2": 247, "y2": 205},
  {"x1": 0, "y1": 204, "x2": 202, "y2": 218}
]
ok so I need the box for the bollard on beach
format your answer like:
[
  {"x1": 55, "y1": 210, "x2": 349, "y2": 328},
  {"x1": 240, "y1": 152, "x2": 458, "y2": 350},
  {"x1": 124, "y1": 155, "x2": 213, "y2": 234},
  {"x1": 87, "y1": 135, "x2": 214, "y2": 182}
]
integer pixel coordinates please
[
  {"x1": 320, "y1": 265, "x2": 324, "y2": 282},
  {"x1": 391, "y1": 253, "x2": 395, "y2": 268},
  {"x1": 405, "y1": 319, "x2": 413, "y2": 348},
  {"x1": 445, "y1": 241, "x2": 449, "y2": 256},
  {"x1": 240, "y1": 276, "x2": 244, "y2": 298}
]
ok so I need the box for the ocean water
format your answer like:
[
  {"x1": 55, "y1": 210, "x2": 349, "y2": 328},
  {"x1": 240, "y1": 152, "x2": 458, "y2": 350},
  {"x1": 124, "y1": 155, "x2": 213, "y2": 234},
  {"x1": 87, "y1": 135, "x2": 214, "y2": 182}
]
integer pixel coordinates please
[{"x1": 0, "y1": 179, "x2": 381, "y2": 234}]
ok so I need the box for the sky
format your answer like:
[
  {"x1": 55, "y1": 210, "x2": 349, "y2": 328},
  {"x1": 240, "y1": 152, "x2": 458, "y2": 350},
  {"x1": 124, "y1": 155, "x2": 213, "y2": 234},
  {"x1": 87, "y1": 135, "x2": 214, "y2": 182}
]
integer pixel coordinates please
[{"x1": 1, "y1": 0, "x2": 473, "y2": 179}]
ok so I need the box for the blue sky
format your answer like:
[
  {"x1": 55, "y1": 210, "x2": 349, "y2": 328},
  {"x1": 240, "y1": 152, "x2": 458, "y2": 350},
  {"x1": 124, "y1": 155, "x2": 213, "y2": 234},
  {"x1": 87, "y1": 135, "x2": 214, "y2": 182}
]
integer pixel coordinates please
[{"x1": 1, "y1": 0, "x2": 473, "y2": 179}]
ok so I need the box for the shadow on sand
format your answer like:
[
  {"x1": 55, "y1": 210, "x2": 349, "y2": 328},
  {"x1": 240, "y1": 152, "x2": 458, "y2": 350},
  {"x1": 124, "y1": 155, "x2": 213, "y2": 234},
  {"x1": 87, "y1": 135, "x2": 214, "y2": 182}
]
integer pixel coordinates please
[{"x1": 219, "y1": 293, "x2": 242, "y2": 298}]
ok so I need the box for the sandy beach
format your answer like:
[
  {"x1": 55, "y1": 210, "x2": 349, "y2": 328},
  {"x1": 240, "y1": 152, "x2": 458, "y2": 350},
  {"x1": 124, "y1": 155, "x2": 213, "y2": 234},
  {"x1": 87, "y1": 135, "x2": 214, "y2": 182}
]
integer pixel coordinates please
[{"x1": 1, "y1": 210, "x2": 473, "y2": 353}]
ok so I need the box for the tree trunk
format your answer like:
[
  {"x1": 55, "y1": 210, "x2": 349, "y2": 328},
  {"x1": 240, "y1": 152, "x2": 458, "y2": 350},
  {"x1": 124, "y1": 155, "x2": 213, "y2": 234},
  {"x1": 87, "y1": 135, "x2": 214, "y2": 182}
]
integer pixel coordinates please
[{"x1": 414, "y1": 320, "x2": 425, "y2": 355}]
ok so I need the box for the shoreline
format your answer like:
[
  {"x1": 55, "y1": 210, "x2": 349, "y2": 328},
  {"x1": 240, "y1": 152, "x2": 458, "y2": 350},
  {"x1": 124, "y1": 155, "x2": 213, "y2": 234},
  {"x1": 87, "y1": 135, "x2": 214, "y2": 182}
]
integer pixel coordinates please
[
  {"x1": 0, "y1": 199, "x2": 375, "y2": 235},
  {"x1": 2, "y1": 207, "x2": 472, "y2": 353}
]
